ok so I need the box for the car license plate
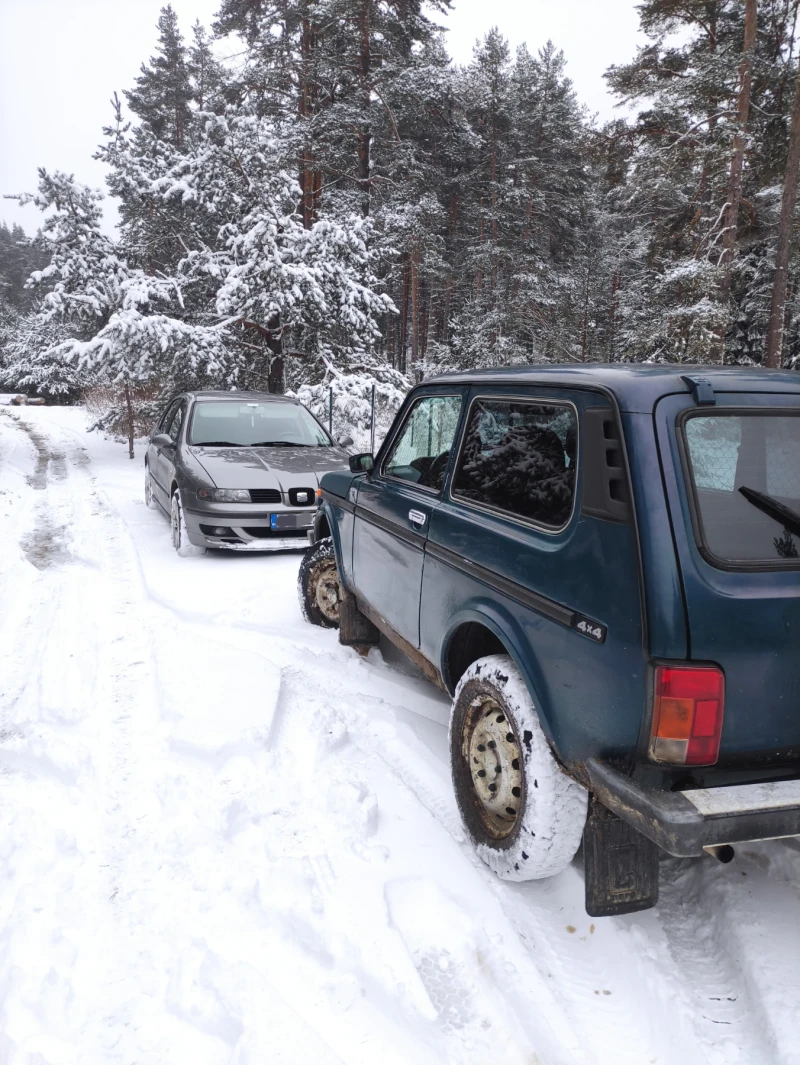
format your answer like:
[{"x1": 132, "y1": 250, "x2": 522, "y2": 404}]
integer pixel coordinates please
[{"x1": 270, "y1": 513, "x2": 313, "y2": 531}]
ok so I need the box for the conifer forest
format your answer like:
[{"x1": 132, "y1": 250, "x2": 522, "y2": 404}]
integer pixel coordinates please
[{"x1": 2, "y1": 0, "x2": 800, "y2": 438}]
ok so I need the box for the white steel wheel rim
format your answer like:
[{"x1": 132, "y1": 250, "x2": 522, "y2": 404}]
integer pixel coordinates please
[
  {"x1": 462, "y1": 693, "x2": 523, "y2": 840},
  {"x1": 171, "y1": 494, "x2": 181, "y2": 550},
  {"x1": 312, "y1": 559, "x2": 341, "y2": 623}
]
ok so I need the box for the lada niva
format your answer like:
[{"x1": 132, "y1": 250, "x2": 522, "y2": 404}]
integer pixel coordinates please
[{"x1": 299, "y1": 365, "x2": 800, "y2": 915}]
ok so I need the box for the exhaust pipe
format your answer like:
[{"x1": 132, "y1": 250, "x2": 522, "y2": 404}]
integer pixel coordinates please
[{"x1": 704, "y1": 844, "x2": 735, "y2": 864}]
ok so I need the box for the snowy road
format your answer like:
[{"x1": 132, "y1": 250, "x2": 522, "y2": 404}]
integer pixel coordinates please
[{"x1": 1, "y1": 406, "x2": 800, "y2": 1065}]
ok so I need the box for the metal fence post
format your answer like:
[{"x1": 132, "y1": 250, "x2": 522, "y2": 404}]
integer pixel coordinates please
[{"x1": 370, "y1": 383, "x2": 376, "y2": 453}]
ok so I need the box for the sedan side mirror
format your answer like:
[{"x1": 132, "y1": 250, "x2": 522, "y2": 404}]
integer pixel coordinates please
[
  {"x1": 349, "y1": 453, "x2": 374, "y2": 473},
  {"x1": 152, "y1": 432, "x2": 174, "y2": 448},
  {"x1": 337, "y1": 435, "x2": 354, "y2": 448}
]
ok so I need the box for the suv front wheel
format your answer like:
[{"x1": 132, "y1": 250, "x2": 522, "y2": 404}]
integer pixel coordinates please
[
  {"x1": 298, "y1": 537, "x2": 342, "y2": 628},
  {"x1": 450, "y1": 654, "x2": 587, "y2": 881}
]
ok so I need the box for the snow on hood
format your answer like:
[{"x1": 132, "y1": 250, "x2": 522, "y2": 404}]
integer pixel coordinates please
[{"x1": 189, "y1": 444, "x2": 349, "y2": 490}]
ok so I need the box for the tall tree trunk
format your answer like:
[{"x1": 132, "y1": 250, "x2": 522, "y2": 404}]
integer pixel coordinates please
[
  {"x1": 765, "y1": 62, "x2": 800, "y2": 366},
  {"x1": 477, "y1": 201, "x2": 485, "y2": 295},
  {"x1": 609, "y1": 270, "x2": 620, "y2": 361},
  {"x1": 266, "y1": 315, "x2": 284, "y2": 393},
  {"x1": 580, "y1": 263, "x2": 592, "y2": 363},
  {"x1": 124, "y1": 382, "x2": 135, "y2": 460},
  {"x1": 358, "y1": 0, "x2": 372, "y2": 217},
  {"x1": 762, "y1": 71, "x2": 800, "y2": 366},
  {"x1": 717, "y1": 0, "x2": 758, "y2": 361},
  {"x1": 410, "y1": 243, "x2": 421, "y2": 378},
  {"x1": 299, "y1": 12, "x2": 319, "y2": 229},
  {"x1": 399, "y1": 252, "x2": 410, "y2": 374}
]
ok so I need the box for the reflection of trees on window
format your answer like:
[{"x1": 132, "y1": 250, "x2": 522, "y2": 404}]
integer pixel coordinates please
[
  {"x1": 774, "y1": 529, "x2": 799, "y2": 559},
  {"x1": 384, "y1": 395, "x2": 463, "y2": 490},
  {"x1": 685, "y1": 413, "x2": 800, "y2": 563},
  {"x1": 453, "y1": 400, "x2": 576, "y2": 527}
]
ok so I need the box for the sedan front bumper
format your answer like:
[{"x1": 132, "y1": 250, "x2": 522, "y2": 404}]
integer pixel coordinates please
[{"x1": 183, "y1": 506, "x2": 314, "y2": 550}]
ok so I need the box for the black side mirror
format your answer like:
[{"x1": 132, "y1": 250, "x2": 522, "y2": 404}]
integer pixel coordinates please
[
  {"x1": 337, "y1": 434, "x2": 354, "y2": 448},
  {"x1": 152, "y1": 432, "x2": 173, "y2": 448},
  {"x1": 349, "y1": 453, "x2": 374, "y2": 473}
]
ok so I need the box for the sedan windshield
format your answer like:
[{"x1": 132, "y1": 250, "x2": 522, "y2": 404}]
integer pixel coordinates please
[
  {"x1": 189, "y1": 400, "x2": 331, "y2": 447},
  {"x1": 683, "y1": 411, "x2": 800, "y2": 564}
]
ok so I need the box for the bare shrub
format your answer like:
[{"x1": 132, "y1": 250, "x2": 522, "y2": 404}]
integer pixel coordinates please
[{"x1": 83, "y1": 382, "x2": 166, "y2": 439}]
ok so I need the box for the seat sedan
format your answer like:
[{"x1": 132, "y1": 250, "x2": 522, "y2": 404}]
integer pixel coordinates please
[{"x1": 145, "y1": 390, "x2": 352, "y2": 555}]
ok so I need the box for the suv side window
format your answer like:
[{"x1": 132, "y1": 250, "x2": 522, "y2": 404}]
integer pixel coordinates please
[
  {"x1": 452, "y1": 398, "x2": 577, "y2": 528},
  {"x1": 382, "y1": 394, "x2": 463, "y2": 491}
]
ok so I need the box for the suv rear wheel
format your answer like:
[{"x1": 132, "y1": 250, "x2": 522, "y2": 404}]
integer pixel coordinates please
[
  {"x1": 450, "y1": 654, "x2": 587, "y2": 880},
  {"x1": 298, "y1": 537, "x2": 341, "y2": 628}
]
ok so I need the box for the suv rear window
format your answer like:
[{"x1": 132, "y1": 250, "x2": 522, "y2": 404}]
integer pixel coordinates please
[
  {"x1": 683, "y1": 412, "x2": 800, "y2": 564},
  {"x1": 452, "y1": 398, "x2": 577, "y2": 528}
]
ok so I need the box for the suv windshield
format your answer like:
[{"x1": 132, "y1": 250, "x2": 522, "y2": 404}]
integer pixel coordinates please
[
  {"x1": 683, "y1": 411, "x2": 800, "y2": 564},
  {"x1": 189, "y1": 400, "x2": 331, "y2": 447}
]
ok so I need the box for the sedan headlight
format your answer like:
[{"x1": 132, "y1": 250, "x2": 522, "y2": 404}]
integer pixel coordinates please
[{"x1": 197, "y1": 488, "x2": 251, "y2": 503}]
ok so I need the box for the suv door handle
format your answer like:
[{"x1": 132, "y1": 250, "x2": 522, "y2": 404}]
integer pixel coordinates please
[{"x1": 408, "y1": 509, "x2": 427, "y2": 527}]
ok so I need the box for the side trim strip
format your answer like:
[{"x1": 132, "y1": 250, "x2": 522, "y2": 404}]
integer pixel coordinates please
[{"x1": 426, "y1": 540, "x2": 596, "y2": 636}]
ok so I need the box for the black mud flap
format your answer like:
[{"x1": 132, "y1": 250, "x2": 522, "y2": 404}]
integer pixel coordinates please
[
  {"x1": 339, "y1": 593, "x2": 380, "y2": 647},
  {"x1": 583, "y1": 797, "x2": 659, "y2": 917}
]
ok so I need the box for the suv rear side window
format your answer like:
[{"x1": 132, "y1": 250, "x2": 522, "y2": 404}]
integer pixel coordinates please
[
  {"x1": 683, "y1": 412, "x2": 800, "y2": 564},
  {"x1": 383, "y1": 395, "x2": 463, "y2": 491},
  {"x1": 452, "y1": 398, "x2": 577, "y2": 528}
]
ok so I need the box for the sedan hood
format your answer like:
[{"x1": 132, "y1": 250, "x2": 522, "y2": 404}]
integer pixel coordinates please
[{"x1": 189, "y1": 445, "x2": 350, "y2": 490}]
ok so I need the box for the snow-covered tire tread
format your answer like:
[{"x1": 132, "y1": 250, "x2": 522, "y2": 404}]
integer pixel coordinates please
[
  {"x1": 171, "y1": 489, "x2": 206, "y2": 558},
  {"x1": 450, "y1": 654, "x2": 588, "y2": 881}
]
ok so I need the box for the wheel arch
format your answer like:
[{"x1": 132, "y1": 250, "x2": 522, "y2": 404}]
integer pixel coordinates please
[
  {"x1": 313, "y1": 505, "x2": 332, "y2": 543},
  {"x1": 440, "y1": 605, "x2": 557, "y2": 747}
]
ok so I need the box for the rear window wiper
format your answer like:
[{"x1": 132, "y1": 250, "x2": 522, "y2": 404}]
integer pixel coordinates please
[{"x1": 738, "y1": 485, "x2": 800, "y2": 538}]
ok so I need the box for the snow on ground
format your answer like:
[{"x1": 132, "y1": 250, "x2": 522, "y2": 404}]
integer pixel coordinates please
[{"x1": 1, "y1": 406, "x2": 800, "y2": 1065}]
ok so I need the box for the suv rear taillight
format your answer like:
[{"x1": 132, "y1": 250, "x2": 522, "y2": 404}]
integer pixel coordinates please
[{"x1": 649, "y1": 665, "x2": 725, "y2": 766}]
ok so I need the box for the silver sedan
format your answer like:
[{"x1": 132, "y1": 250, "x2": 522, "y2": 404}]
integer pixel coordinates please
[{"x1": 144, "y1": 390, "x2": 352, "y2": 555}]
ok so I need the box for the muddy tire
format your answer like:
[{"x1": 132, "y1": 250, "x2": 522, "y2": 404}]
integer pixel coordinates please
[
  {"x1": 298, "y1": 537, "x2": 342, "y2": 628},
  {"x1": 450, "y1": 654, "x2": 588, "y2": 881},
  {"x1": 170, "y1": 489, "x2": 206, "y2": 558}
]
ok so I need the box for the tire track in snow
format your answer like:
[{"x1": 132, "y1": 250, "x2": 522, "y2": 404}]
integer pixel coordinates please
[
  {"x1": 657, "y1": 856, "x2": 785, "y2": 1065},
  {"x1": 9, "y1": 409, "x2": 800, "y2": 1065},
  {"x1": 5, "y1": 413, "x2": 452, "y2": 1064}
]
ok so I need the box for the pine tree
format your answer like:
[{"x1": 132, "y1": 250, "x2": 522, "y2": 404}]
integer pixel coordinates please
[
  {"x1": 125, "y1": 5, "x2": 193, "y2": 150},
  {"x1": 604, "y1": 0, "x2": 800, "y2": 364}
]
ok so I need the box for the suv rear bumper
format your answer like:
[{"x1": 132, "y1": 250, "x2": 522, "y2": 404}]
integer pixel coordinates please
[{"x1": 586, "y1": 759, "x2": 800, "y2": 857}]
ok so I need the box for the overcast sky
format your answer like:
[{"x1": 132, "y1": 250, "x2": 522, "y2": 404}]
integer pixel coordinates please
[{"x1": 0, "y1": 0, "x2": 643, "y2": 236}]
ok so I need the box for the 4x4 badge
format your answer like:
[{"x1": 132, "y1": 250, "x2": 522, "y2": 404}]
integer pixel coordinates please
[{"x1": 572, "y1": 615, "x2": 607, "y2": 644}]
